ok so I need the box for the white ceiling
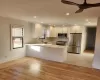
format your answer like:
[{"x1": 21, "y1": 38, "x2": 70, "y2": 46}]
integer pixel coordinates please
[{"x1": 0, "y1": 0, "x2": 100, "y2": 26}]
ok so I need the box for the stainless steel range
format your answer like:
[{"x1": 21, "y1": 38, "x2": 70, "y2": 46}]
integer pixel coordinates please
[
  {"x1": 56, "y1": 33, "x2": 68, "y2": 46},
  {"x1": 56, "y1": 41, "x2": 67, "y2": 46}
]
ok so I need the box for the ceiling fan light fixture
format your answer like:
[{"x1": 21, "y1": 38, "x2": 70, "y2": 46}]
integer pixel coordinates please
[
  {"x1": 88, "y1": 22, "x2": 91, "y2": 24},
  {"x1": 41, "y1": 22, "x2": 43, "y2": 23},
  {"x1": 33, "y1": 16, "x2": 37, "y2": 18},
  {"x1": 74, "y1": 24, "x2": 77, "y2": 26},
  {"x1": 86, "y1": 19, "x2": 89, "y2": 21},
  {"x1": 66, "y1": 13, "x2": 70, "y2": 15}
]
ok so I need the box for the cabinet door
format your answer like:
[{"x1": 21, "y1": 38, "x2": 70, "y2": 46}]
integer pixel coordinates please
[
  {"x1": 69, "y1": 27, "x2": 75, "y2": 33},
  {"x1": 34, "y1": 24, "x2": 44, "y2": 38},
  {"x1": 62, "y1": 27, "x2": 68, "y2": 33},
  {"x1": 70, "y1": 26, "x2": 82, "y2": 33},
  {"x1": 49, "y1": 26, "x2": 57, "y2": 37},
  {"x1": 55, "y1": 27, "x2": 63, "y2": 35}
]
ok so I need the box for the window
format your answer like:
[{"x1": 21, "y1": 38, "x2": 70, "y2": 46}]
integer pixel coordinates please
[{"x1": 10, "y1": 25, "x2": 24, "y2": 49}]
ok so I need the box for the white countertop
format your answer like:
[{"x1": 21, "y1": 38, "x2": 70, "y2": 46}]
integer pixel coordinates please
[{"x1": 26, "y1": 44, "x2": 67, "y2": 48}]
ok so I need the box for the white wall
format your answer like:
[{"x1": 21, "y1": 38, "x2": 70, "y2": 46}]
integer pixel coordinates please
[
  {"x1": 81, "y1": 27, "x2": 87, "y2": 53},
  {"x1": 0, "y1": 16, "x2": 32, "y2": 63},
  {"x1": 93, "y1": 18, "x2": 100, "y2": 69}
]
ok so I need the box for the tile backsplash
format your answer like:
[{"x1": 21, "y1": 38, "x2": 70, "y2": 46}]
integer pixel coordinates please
[
  {"x1": 28, "y1": 37, "x2": 57, "y2": 44},
  {"x1": 28, "y1": 37, "x2": 68, "y2": 45}
]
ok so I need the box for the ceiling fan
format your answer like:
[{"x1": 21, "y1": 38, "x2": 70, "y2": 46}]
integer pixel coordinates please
[{"x1": 61, "y1": 0, "x2": 100, "y2": 13}]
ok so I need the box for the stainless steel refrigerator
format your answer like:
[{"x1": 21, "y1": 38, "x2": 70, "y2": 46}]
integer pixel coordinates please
[{"x1": 68, "y1": 33, "x2": 82, "y2": 54}]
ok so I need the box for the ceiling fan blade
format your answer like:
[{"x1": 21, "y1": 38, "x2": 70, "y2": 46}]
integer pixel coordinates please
[
  {"x1": 84, "y1": 0, "x2": 87, "y2": 4},
  {"x1": 88, "y1": 3, "x2": 100, "y2": 7},
  {"x1": 75, "y1": 9, "x2": 84, "y2": 13},
  {"x1": 61, "y1": 0, "x2": 79, "y2": 6}
]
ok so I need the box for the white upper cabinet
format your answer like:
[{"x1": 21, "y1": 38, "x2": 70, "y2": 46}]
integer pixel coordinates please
[
  {"x1": 62, "y1": 27, "x2": 68, "y2": 33},
  {"x1": 33, "y1": 24, "x2": 45, "y2": 38},
  {"x1": 55, "y1": 27, "x2": 63, "y2": 33},
  {"x1": 70, "y1": 26, "x2": 83, "y2": 33},
  {"x1": 32, "y1": 24, "x2": 83, "y2": 38},
  {"x1": 32, "y1": 24, "x2": 57, "y2": 38},
  {"x1": 47, "y1": 26, "x2": 69, "y2": 37},
  {"x1": 47, "y1": 26, "x2": 57, "y2": 37}
]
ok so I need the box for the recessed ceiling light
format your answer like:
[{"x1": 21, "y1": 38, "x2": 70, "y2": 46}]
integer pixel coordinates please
[
  {"x1": 33, "y1": 16, "x2": 37, "y2": 18},
  {"x1": 66, "y1": 13, "x2": 70, "y2": 16},
  {"x1": 86, "y1": 19, "x2": 89, "y2": 21},
  {"x1": 41, "y1": 22, "x2": 43, "y2": 23},
  {"x1": 74, "y1": 24, "x2": 77, "y2": 26},
  {"x1": 88, "y1": 22, "x2": 91, "y2": 24}
]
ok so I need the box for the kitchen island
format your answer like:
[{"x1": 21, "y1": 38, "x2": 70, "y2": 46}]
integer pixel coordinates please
[{"x1": 26, "y1": 44, "x2": 67, "y2": 62}]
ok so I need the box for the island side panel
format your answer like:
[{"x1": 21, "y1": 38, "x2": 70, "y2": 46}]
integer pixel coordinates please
[{"x1": 26, "y1": 45, "x2": 67, "y2": 62}]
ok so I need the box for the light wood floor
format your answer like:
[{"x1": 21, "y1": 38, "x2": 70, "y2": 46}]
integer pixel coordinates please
[
  {"x1": 0, "y1": 57, "x2": 100, "y2": 80},
  {"x1": 66, "y1": 53, "x2": 94, "y2": 68}
]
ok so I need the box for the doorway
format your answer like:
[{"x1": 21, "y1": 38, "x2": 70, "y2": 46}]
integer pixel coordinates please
[
  {"x1": 85, "y1": 27, "x2": 96, "y2": 53},
  {"x1": 66, "y1": 27, "x2": 97, "y2": 68}
]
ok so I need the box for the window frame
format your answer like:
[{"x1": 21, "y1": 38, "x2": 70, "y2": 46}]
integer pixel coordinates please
[{"x1": 10, "y1": 24, "x2": 24, "y2": 50}]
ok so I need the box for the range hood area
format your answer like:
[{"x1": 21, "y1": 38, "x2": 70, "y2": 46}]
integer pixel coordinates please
[
  {"x1": 56, "y1": 33, "x2": 82, "y2": 54},
  {"x1": 56, "y1": 33, "x2": 68, "y2": 46}
]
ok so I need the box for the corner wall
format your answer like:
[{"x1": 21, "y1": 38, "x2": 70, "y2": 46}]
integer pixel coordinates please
[
  {"x1": 81, "y1": 27, "x2": 87, "y2": 53},
  {"x1": 93, "y1": 18, "x2": 100, "y2": 69},
  {"x1": 0, "y1": 16, "x2": 32, "y2": 63}
]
